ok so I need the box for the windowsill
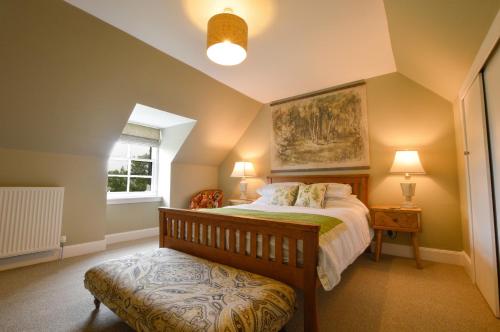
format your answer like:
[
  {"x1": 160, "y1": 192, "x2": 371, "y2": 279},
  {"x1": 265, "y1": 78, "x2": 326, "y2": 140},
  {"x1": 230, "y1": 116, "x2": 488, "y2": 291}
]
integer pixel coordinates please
[{"x1": 107, "y1": 195, "x2": 163, "y2": 205}]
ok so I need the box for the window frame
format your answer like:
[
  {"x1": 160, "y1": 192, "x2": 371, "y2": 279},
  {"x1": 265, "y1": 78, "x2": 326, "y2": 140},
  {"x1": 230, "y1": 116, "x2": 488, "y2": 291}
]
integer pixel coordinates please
[{"x1": 106, "y1": 142, "x2": 160, "y2": 201}]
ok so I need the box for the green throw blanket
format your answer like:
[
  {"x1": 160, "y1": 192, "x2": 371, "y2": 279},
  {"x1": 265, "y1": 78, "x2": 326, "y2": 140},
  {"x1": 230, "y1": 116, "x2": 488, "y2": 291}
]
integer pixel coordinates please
[{"x1": 199, "y1": 208, "x2": 342, "y2": 235}]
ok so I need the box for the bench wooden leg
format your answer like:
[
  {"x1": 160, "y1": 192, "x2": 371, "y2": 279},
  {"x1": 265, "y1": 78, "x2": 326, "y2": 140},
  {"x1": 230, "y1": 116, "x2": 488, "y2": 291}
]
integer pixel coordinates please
[{"x1": 93, "y1": 297, "x2": 101, "y2": 310}]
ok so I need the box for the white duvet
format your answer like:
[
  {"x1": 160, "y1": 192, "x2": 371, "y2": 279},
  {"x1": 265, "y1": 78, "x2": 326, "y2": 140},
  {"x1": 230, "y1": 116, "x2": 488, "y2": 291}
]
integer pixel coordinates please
[{"x1": 223, "y1": 196, "x2": 373, "y2": 290}]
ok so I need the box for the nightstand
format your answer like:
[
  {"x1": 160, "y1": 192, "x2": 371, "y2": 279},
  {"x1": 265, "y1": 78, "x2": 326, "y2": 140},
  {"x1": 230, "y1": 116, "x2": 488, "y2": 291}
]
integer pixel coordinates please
[
  {"x1": 370, "y1": 205, "x2": 423, "y2": 269},
  {"x1": 228, "y1": 198, "x2": 254, "y2": 206}
]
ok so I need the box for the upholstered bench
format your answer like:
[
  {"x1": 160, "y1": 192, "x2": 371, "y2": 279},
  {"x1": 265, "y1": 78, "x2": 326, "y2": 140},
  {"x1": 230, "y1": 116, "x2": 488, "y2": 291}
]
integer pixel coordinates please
[{"x1": 84, "y1": 248, "x2": 296, "y2": 332}]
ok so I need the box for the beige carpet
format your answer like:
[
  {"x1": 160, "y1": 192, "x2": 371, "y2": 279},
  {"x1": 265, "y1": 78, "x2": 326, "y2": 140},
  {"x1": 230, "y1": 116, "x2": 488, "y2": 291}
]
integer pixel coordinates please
[{"x1": 0, "y1": 238, "x2": 498, "y2": 332}]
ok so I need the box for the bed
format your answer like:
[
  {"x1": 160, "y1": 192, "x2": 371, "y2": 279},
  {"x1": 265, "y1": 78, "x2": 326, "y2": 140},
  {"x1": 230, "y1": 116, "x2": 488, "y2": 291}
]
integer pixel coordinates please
[{"x1": 158, "y1": 174, "x2": 370, "y2": 332}]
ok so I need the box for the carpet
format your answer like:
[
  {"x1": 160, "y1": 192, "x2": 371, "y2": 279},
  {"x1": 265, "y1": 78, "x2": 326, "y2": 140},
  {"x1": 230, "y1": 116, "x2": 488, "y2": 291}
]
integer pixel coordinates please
[{"x1": 0, "y1": 237, "x2": 498, "y2": 331}]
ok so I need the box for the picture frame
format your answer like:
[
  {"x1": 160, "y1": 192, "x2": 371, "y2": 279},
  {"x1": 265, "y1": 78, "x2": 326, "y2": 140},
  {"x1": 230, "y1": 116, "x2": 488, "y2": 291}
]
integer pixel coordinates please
[{"x1": 270, "y1": 83, "x2": 370, "y2": 171}]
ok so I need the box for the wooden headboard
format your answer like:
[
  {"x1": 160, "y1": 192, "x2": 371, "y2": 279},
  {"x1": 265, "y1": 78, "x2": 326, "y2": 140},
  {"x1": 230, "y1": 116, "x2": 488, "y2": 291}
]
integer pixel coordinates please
[{"x1": 267, "y1": 174, "x2": 369, "y2": 205}]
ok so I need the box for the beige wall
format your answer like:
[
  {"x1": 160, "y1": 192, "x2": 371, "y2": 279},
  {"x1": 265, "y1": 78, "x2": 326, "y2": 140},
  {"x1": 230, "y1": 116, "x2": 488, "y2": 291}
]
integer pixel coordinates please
[
  {"x1": 219, "y1": 73, "x2": 464, "y2": 251},
  {"x1": 0, "y1": 148, "x2": 107, "y2": 245},
  {"x1": 0, "y1": 1, "x2": 262, "y2": 163},
  {"x1": 0, "y1": 1, "x2": 261, "y2": 244},
  {"x1": 170, "y1": 163, "x2": 219, "y2": 209},
  {"x1": 106, "y1": 202, "x2": 160, "y2": 235}
]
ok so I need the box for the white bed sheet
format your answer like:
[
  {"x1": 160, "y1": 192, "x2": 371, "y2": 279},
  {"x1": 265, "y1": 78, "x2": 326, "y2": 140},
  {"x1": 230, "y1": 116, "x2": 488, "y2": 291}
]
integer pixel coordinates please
[{"x1": 223, "y1": 196, "x2": 373, "y2": 290}]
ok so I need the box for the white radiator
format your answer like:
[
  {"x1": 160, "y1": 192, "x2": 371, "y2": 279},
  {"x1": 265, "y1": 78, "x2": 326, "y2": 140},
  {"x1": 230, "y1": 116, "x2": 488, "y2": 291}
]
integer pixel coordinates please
[{"x1": 0, "y1": 187, "x2": 64, "y2": 258}]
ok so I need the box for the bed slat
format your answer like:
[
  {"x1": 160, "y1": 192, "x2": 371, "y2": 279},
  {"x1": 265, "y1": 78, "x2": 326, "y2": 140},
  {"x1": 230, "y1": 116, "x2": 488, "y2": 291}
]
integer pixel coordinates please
[
  {"x1": 250, "y1": 231, "x2": 257, "y2": 258},
  {"x1": 276, "y1": 236, "x2": 283, "y2": 263},
  {"x1": 262, "y1": 234, "x2": 270, "y2": 261},
  {"x1": 173, "y1": 220, "x2": 178, "y2": 240},
  {"x1": 236, "y1": 231, "x2": 243, "y2": 254},
  {"x1": 194, "y1": 222, "x2": 199, "y2": 244},
  {"x1": 229, "y1": 228, "x2": 235, "y2": 252},
  {"x1": 210, "y1": 226, "x2": 216, "y2": 248},
  {"x1": 289, "y1": 237, "x2": 297, "y2": 267},
  {"x1": 180, "y1": 220, "x2": 185, "y2": 240},
  {"x1": 202, "y1": 224, "x2": 208, "y2": 245}
]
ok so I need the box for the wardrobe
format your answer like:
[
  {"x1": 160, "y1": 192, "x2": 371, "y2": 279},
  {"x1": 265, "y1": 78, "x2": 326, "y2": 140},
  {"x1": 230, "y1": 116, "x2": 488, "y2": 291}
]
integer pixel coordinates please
[{"x1": 462, "y1": 42, "x2": 500, "y2": 316}]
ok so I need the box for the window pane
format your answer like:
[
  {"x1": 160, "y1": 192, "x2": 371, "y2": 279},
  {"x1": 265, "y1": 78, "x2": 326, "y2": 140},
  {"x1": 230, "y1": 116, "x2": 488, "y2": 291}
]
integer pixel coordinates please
[
  {"x1": 130, "y1": 161, "x2": 152, "y2": 176},
  {"x1": 110, "y1": 143, "x2": 128, "y2": 158},
  {"x1": 130, "y1": 145, "x2": 152, "y2": 160},
  {"x1": 107, "y1": 177, "x2": 127, "y2": 192},
  {"x1": 108, "y1": 160, "x2": 128, "y2": 175},
  {"x1": 130, "y1": 177, "x2": 151, "y2": 192}
]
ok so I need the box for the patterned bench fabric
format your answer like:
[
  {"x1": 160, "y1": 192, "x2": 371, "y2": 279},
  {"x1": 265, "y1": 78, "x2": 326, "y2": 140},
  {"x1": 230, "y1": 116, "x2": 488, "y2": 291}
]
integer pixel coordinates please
[{"x1": 84, "y1": 248, "x2": 296, "y2": 332}]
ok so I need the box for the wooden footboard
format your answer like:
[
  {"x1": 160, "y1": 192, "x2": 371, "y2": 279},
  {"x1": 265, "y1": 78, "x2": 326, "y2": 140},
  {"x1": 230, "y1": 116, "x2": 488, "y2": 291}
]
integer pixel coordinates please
[{"x1": 159, "y1": 207, "x2": 320, "y2": 332}]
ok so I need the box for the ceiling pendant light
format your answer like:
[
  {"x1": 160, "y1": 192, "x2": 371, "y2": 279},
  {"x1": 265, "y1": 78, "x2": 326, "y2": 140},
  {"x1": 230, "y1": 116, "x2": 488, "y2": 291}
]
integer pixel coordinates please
[{"x1": 206, "y1": 8, "x2": 248, "y2": 66}]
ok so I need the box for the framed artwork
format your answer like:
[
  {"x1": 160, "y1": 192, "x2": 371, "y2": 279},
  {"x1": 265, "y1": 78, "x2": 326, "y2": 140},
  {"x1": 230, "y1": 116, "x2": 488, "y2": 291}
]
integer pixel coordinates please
[{"x1": 270, "y1": 83, "x2": 370, "y2": 171}]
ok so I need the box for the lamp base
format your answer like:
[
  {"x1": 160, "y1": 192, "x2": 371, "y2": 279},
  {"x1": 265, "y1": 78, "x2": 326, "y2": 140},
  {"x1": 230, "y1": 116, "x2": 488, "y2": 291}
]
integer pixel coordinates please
[
  {"x1": 239, "y1": 179, "x2": 248, "y2": 200},
  {"x1": 400, "y1": 182, "x2": 417, "y2": 208}
]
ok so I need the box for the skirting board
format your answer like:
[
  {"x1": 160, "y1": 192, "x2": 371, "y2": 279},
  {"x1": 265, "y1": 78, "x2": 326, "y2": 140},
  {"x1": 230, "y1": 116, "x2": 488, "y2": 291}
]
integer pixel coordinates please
[
  {"x1": 105, "y1": 227, "x2": 159, "y2": 245},
  {"x1": 62, "y1": 228, "x2": 159, "y2": 258},
  {"x1": 373, "y1": 241, "x2": 472, "y2": 268},
  {"x1": 0, "y1": 228, "x2": 159, "y2": 271},
  {"x1": 0, "y1": 240, "x2": 107, "y2": 271},
  {"x1": 0, "y1": 250, "x2": 60, "y2": 272},
  {"x1": 62, "y1": 239, "x2": 107, "y2": 259}
]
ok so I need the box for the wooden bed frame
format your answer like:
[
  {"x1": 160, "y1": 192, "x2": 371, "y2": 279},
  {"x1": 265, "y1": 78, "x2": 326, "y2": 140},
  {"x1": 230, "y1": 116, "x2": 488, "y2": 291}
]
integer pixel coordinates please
[{"x1": 158, "y1": 174, "x2": 369, "y2": 332}]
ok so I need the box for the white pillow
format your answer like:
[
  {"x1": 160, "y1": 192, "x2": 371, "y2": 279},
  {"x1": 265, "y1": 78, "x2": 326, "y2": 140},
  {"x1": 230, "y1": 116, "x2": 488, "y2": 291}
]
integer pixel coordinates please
[
  {"x1": 324, "y1": 195, "x2": 368, "y2": 214},
  {"x1": 256, "y1": 182, "x2": 304, "y2": 197},
  {"x1": 324, "y1": 183, "x2": 352, "y2": 199}
]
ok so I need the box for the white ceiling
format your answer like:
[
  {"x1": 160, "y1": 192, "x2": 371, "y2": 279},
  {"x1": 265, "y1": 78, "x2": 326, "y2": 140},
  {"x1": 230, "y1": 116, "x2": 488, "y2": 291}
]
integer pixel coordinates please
[{"x1": 66, "y1": 0, "x2": 396, "y2": 103}]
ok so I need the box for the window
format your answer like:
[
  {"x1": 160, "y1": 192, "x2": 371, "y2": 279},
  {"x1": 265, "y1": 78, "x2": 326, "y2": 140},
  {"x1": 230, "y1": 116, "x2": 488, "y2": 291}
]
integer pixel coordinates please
[{"x1": 107, "y1": 142, "x2": 158, "y2": 198}]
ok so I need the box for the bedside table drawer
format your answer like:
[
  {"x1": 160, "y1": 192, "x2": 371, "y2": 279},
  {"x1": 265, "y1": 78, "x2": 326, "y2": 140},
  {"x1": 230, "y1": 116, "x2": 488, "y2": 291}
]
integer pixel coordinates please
[{"x1": 373, "y1": 211, "x2": 419, "y2": 230}]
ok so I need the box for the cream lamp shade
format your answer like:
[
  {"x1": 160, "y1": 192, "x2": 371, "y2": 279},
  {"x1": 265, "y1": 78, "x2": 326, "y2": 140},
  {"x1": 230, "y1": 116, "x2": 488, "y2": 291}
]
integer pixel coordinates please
[
  {"x1": 390, "y1": 150, "x2": 425, "y2": 176},
  {"x1": 230, "y1": 161, "x2": 255, "y2": 200},
  {"x1": 206, "y1": 8, "x2": 248, "y2": 66},
  {"x1": 390, "y1": 150, "x2": 425, "y2": 208},
  {"x1": 230, "y1": 161, "x2": 256, "y2": 178}
]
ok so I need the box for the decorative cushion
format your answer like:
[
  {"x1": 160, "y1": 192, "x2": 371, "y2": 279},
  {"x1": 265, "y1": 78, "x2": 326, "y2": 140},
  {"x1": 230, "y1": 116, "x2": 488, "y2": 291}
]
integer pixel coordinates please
[
  {"x1": 84, "y1": 248, "x2": 295, "y2": 332},
  {"x1": 294, "y1": 184, "x2": 327, "y2": 208},
  {"x1": 190, "y1": 189, "x2": 223, "y2": 209},
  {"x1": 269, "y1": 185, "x2": 299, "y2": 206}
]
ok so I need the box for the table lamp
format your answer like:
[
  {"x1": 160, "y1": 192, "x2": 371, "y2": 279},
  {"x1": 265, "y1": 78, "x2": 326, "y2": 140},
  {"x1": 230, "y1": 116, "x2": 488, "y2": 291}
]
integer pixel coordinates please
[
  {"x1": 230, "y1": 161, "x2": 256, "y2": 199},
  {"x1": 390, "y1": 150, "x2": 425, "y2": 208}
]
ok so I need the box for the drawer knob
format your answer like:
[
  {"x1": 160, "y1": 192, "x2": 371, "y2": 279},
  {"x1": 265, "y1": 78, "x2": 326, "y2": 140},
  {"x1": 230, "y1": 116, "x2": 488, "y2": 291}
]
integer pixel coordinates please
[{"x1": 393, "y1": 218, "x2": 398, "y2": 222}]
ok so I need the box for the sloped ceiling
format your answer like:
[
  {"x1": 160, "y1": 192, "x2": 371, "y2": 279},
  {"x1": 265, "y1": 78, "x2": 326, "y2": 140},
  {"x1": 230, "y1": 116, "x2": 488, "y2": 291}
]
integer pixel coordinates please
[
  {"x1": 66, "y1": 0, "x2": 499, "y2": 103},
  {"x1": 385, "y1": 0, "x2": 500, "y2": 101},
  {"x1": 0, "y1": 0, "x2": 261, "y2": 164},
  {"x1": 66, "y1": 0, "x2": 396, "y2": 103},
  {"x1": 1, "y1": 1, "x2": 498, "y2": 165}
]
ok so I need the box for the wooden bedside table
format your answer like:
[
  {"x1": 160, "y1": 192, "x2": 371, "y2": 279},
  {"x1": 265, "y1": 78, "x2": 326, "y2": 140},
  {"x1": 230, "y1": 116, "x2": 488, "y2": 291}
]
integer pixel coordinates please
[
  {"x1": 228, "y1": 198, "x2": 254, "y2": 206},
  {"x1": 370, "y1": 205, "x2": 423, "y2": 269}
]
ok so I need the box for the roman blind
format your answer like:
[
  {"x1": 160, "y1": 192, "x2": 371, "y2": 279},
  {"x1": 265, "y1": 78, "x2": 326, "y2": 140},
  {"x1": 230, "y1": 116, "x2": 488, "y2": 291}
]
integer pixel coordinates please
[{"x1": 120, "y1": 123, "x2": 161, "y2": 147}]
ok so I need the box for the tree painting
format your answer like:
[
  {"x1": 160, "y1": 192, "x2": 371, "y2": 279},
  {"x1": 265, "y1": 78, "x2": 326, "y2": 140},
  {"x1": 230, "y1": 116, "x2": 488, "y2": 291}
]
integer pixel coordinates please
[{"x1": 271, "y1": 84, "x2": 369, "y2": 171}]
